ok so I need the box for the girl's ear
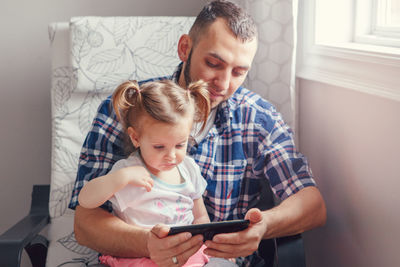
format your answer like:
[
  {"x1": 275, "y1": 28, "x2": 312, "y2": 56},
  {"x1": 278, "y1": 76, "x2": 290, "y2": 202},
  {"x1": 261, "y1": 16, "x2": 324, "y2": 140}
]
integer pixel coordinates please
[
  {"x1": 177, "y1": 34, "x2": 192, "y2": 62},
  {"x1": 127, "y1": 127, "x2": 140, "y2": 148}
]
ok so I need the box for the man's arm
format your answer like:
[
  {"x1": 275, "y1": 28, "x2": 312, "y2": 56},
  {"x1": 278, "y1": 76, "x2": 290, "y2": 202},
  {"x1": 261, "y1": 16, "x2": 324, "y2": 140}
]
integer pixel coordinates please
[
  {"x1": 74, "y1": 205, "x2": 150, "y2": 257},
  {"x1": 262, "y1": 186, "x2": 326, "y2": 239}
]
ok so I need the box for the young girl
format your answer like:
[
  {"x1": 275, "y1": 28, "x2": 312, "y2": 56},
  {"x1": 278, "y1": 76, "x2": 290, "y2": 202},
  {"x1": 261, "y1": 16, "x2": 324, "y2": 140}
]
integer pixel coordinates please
[{"x1": 78, "y1": 79, "x2": 211, "y2": 267}]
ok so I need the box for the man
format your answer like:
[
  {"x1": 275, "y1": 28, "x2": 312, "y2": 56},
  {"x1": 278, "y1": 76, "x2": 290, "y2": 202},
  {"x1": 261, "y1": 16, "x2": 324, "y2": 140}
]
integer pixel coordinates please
[{"x1": 70, "y1": 1, "x2": 326, "y2": 266}]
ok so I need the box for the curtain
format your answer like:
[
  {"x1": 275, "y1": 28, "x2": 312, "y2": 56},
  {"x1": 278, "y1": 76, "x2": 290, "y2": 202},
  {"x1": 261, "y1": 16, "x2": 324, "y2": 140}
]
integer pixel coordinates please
[{"x1": 232, "y1": 0, "x2": 298, "y2": 132}]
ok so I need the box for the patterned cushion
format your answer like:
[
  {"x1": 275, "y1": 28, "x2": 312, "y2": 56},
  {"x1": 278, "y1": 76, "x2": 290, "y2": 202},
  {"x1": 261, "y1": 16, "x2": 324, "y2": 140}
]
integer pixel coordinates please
[
  {"x1": 70, "y1": 16, "x2": 194, "y2": 93},
  {"x1": 47, "y1": 16, "x2": 194, "y2": 266}
]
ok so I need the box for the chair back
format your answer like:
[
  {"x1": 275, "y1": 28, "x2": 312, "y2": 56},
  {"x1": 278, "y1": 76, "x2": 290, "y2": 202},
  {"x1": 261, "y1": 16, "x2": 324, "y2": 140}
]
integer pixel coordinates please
[{"x1": 48, "y1": 16, "x2": 194, "y2": 266}]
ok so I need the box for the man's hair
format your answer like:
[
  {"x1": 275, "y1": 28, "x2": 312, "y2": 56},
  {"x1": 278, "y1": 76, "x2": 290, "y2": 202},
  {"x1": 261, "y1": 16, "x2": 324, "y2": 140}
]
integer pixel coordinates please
[{"x1": 189, "y1": 0, "x2": 257, "y2": 45}]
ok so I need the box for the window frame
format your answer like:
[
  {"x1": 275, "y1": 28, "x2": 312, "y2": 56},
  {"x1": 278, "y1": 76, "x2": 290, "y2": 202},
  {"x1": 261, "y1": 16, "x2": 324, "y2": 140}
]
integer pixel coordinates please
[
  {"x1": 296, "y1": 0, "x2": 400, "y2": 102},
  {"x1": 355, "y1": 0, "x2": 400, "y2": 47}
]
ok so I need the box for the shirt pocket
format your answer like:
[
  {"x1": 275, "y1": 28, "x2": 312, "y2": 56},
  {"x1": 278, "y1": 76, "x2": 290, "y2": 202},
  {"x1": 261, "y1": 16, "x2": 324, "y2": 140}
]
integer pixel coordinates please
[{"x1": 204, "y1": 159, "x2": 247, "y2": 220}]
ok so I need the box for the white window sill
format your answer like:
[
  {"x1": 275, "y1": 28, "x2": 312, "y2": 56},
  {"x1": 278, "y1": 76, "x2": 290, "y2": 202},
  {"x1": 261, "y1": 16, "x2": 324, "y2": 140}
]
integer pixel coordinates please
[{"x1": 296, "y1": 42, "x2": 400, "y2": 102}]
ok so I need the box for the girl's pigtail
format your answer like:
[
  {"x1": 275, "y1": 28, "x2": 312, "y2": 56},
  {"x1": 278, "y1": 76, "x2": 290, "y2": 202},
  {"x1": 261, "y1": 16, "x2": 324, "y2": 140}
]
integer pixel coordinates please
[
  {"x1": 112, "y1": 80, "x2": 141, "y2": 128},
  {"x1": 187, "y1": 80, "x2": 210, "y2": 131}
]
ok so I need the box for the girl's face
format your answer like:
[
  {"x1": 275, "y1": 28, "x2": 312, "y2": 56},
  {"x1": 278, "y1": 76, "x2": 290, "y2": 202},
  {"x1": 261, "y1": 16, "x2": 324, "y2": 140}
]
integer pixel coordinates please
[{"x1": 128, "y1": 114, "x2": 192, "y2": 176}]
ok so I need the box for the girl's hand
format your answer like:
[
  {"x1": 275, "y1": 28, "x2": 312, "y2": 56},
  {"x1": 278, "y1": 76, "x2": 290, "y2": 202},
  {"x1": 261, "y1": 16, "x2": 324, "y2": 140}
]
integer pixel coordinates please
[
  {"x1": 79, "y1": 165, "x2": 153, "y2": 208},
  {"x1": 120, "y1": 166, "x2": 154, "y2": 192}
]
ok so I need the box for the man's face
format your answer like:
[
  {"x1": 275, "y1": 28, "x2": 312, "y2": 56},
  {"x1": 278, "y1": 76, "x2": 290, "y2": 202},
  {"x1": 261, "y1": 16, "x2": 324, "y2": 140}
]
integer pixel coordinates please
[{"x1": 181, "y1": 18, "x2": 258, "y2": 109}]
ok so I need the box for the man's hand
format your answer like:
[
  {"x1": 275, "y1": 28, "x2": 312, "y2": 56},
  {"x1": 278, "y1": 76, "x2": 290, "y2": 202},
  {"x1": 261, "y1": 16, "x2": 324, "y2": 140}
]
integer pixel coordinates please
[
  {"x1": 148, "y1": 224, "x2": 204, "y2": 266},
  {"x1": 203, "y1": 208, "x2": 266, "y2": 258},
  {"x1": 203, "y1": 187, "x2": 327, "y2": 259}
]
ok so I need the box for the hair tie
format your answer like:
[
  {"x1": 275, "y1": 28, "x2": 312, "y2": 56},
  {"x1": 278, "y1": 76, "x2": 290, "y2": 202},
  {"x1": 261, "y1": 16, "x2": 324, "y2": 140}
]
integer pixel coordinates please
[{"x1": 127, "y1": 86, "x2": 141, "y2": 99}]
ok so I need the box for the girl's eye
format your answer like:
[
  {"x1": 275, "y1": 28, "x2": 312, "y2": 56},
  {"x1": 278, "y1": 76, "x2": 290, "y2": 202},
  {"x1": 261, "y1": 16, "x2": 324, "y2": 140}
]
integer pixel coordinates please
[
  {"x1": 153, "y1": 146, "x2": 164, "y2": 149},
  {"x1": 176, "y1": 143, "x2": 185, "y2": 148}
]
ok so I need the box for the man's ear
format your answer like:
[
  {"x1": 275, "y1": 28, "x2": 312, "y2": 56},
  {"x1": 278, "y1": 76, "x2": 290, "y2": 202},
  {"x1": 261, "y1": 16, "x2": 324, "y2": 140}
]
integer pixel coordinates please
[
  {"x1": 177, "y1": 34, "x2": 192, "y2": 62},
  {"x1": 127, "y1": 127, "x2": 140, "y2": 148}
]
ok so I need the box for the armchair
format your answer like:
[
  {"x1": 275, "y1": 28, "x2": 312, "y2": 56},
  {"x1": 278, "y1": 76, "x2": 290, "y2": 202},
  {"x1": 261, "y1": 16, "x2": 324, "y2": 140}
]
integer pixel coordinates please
[
  {"x1": 0, "y1": 16, "x2": 305, "y2": 267},
  {"x1": 0, "y1": 185, "x2": 49, "y2": 267}
]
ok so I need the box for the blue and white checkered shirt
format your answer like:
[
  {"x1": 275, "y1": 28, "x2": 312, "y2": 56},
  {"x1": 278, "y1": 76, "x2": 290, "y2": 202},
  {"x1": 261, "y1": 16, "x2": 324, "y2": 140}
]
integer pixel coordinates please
[{"x1": 69, "y1": 64, "x2": 316, "y2": 222}]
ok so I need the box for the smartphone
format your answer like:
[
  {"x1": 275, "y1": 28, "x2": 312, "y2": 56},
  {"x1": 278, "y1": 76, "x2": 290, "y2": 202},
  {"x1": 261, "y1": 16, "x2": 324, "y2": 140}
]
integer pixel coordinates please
[{"x1": 168, "y1": 219, "x2": 250, "y2": 241}]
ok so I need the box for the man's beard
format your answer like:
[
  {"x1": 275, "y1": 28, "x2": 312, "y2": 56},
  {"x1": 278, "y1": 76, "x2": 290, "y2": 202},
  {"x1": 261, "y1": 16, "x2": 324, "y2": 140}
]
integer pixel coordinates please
[
  {"x1": 183, "y1": 49, "x2": 193, "y2": 87},
  {"x1": 183, "y1": 49, "x2": 219, "y2": 110}
]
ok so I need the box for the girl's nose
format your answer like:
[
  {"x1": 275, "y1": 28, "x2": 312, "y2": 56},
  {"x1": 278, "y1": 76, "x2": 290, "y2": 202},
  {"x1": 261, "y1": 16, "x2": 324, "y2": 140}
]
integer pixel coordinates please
[{"x1": 166, "y1": 149, "x2": 176, "y2": 160}]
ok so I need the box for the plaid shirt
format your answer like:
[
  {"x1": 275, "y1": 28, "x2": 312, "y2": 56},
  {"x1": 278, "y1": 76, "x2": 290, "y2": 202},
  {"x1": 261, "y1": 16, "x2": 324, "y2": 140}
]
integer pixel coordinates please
[
  {"x1": 69, "y1": 65, "x2": 316, "y2": 220},
  {"x1": 187, "y1": 88, "x2": 316, "y2": 222}
]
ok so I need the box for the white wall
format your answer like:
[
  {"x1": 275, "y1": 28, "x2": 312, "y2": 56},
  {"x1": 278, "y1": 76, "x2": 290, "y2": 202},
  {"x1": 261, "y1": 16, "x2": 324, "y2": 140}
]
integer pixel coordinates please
[
  {"x1": 0, "y1": 0, "x2": 206, "y2": 235},
  {"x1": 298, "y1": 79, "x2": 400, "y2": 266}
]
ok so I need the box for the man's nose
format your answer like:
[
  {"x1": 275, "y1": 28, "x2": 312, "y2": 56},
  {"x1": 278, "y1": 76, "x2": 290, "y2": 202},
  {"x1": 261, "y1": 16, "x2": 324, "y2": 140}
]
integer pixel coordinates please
[{"x1": 214, "y1": 70, "x2": 230, "y2": 91}]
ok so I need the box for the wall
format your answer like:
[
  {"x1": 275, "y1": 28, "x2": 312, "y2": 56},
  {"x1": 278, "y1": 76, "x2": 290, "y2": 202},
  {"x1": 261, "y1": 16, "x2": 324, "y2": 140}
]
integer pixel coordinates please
[
  {"x1": 0, "y1": 0, "x2": 205, "y2": 235},
  {"x1": 298, "y1": 79, "x2": 400, "y2": 266}
]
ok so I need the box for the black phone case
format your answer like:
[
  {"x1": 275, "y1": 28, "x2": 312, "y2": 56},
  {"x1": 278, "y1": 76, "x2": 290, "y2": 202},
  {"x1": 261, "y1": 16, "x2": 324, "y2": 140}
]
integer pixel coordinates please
[{"x1": 168, "y1": 219, "x2": 250, "y2": 241}]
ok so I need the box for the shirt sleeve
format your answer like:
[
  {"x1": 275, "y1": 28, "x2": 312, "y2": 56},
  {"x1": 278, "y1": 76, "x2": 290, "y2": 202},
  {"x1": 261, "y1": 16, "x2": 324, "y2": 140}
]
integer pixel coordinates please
[
  {"x1": 108, "y1": 155, "x2": 144, "y2": 213},
  {"x1": 184, "y1": 156, "x2": 208, "y2": 200},
  {"x1": 253, "y1": 100, "x2": 316, "y2": 201},
  {"x1": 69, "y1": 96, "x2": 127, "y2": 211}
]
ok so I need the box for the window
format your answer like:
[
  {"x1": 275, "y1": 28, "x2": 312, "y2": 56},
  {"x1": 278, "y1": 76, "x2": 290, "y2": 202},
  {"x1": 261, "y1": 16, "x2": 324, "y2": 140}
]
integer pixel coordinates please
[
  {"x1": 355, "y1": 0, "x2": 400, "y2": 47},
  {"x1": 296, "y1": 0, "x2": 400, "y2": 102},
  {"x1": 375, "y1": 0, "x2": 400, "y2": 28}
]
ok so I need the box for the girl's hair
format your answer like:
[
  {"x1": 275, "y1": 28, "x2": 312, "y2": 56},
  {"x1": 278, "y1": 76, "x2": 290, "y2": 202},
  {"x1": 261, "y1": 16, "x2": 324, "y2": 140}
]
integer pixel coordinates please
[
  {"x1": 112, "y1": 79, "x2": 210, "y2": 134},
  {"x1": 189, "y1": 0, "x2": 257, "y2": 45}
]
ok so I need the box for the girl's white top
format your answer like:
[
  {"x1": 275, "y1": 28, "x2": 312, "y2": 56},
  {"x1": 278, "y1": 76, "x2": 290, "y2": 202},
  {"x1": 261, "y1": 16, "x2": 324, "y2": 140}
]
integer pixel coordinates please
[{"x1": 109, "y1": 151, "x2": 207, "y2": 228}]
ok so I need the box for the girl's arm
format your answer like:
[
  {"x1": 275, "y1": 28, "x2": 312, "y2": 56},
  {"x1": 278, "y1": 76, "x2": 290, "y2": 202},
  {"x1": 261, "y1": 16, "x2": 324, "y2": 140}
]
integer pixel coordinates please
[
  {"x1": 78, "y1": 166, "x2": 153, "y2": 209},
  {"x1": 191, "y1": 198, "x2": 210, "y2": 224}
]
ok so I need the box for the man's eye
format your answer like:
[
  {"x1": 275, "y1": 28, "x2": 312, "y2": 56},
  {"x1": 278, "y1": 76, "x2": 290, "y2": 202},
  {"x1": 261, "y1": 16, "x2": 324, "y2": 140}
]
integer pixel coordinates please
[
  {"x1": 206, "y1": 60, "x2": 218, "y2": 68},
  {"x1": 233, "y1": 70, "x2": 247, "y2": 77}
]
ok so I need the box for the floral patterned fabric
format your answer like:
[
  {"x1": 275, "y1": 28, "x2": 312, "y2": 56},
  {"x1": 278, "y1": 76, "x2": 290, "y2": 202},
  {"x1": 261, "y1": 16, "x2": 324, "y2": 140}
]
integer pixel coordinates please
[{"x1": 47, "y1": 16, "x2": 194, "y2": 267}]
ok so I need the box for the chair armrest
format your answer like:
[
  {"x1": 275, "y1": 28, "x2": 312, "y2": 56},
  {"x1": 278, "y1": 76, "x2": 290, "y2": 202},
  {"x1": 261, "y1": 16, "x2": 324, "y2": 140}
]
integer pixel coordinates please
[
  {"x1": 258, "y1": 234, "x2": 306, "y2": 267},
  {"x1": 256, "y1": 178, "x2": 306, "y2": 267},
  {"x1": 276, "y1": 234, "x2": 306, "y2": 267},
  {"x1": 0, "y1": 185, "x2": 50, "y2": 267}
]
